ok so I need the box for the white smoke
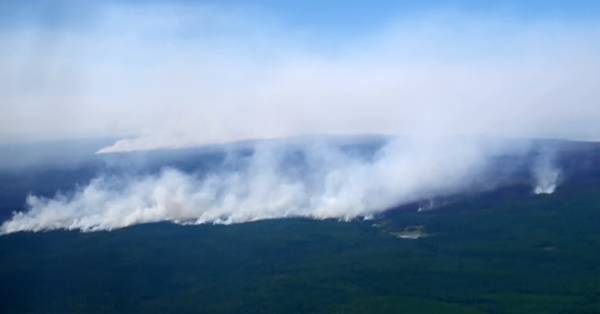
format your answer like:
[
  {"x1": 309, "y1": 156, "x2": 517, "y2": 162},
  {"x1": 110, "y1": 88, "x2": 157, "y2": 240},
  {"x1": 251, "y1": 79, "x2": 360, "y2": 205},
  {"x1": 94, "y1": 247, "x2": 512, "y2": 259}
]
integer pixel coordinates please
[
  {"x1": 1, "y1": 2, "x2": 595, "y2": 234},
  {"x1": 1, "y1": 137, "x2": 498, "y2": 234},
  {"x1": 532, "y1": 152, "x2": 562, "y2": 195}
]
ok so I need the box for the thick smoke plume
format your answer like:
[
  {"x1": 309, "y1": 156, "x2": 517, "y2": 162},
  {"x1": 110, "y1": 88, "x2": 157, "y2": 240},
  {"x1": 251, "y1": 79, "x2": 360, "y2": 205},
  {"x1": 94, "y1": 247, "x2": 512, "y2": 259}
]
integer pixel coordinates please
[
  {"x1": 1, "y1": 138, "x2": 497, "y2": 234},
  {"x1": 0, "y1": 2, "x2": 594, "y2": 234}
]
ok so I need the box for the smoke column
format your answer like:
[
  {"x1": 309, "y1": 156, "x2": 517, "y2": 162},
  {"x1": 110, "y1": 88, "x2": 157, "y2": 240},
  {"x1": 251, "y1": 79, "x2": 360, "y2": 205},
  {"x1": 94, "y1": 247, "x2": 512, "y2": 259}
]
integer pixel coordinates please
[{"x1": 532, "y1": 152, "x2": 562, "y2": 195}]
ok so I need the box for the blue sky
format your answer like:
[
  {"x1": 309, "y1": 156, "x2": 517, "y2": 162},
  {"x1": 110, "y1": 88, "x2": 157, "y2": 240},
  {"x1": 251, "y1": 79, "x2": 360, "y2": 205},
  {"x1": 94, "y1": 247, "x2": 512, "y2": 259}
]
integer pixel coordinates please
[{"x1": 3, "y1": 0, "x2": 600, "y2": 32}]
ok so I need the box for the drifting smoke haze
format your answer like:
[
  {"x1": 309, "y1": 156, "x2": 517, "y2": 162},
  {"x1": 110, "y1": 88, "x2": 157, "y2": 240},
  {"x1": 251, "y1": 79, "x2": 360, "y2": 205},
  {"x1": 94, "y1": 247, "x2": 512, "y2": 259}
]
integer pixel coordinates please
[
  {"x1": 1, "y1": 2, "x2": 599, "y2": 233},
  {"x1": 2, "y1": 2, "x2": 600, "y2": 147}
]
